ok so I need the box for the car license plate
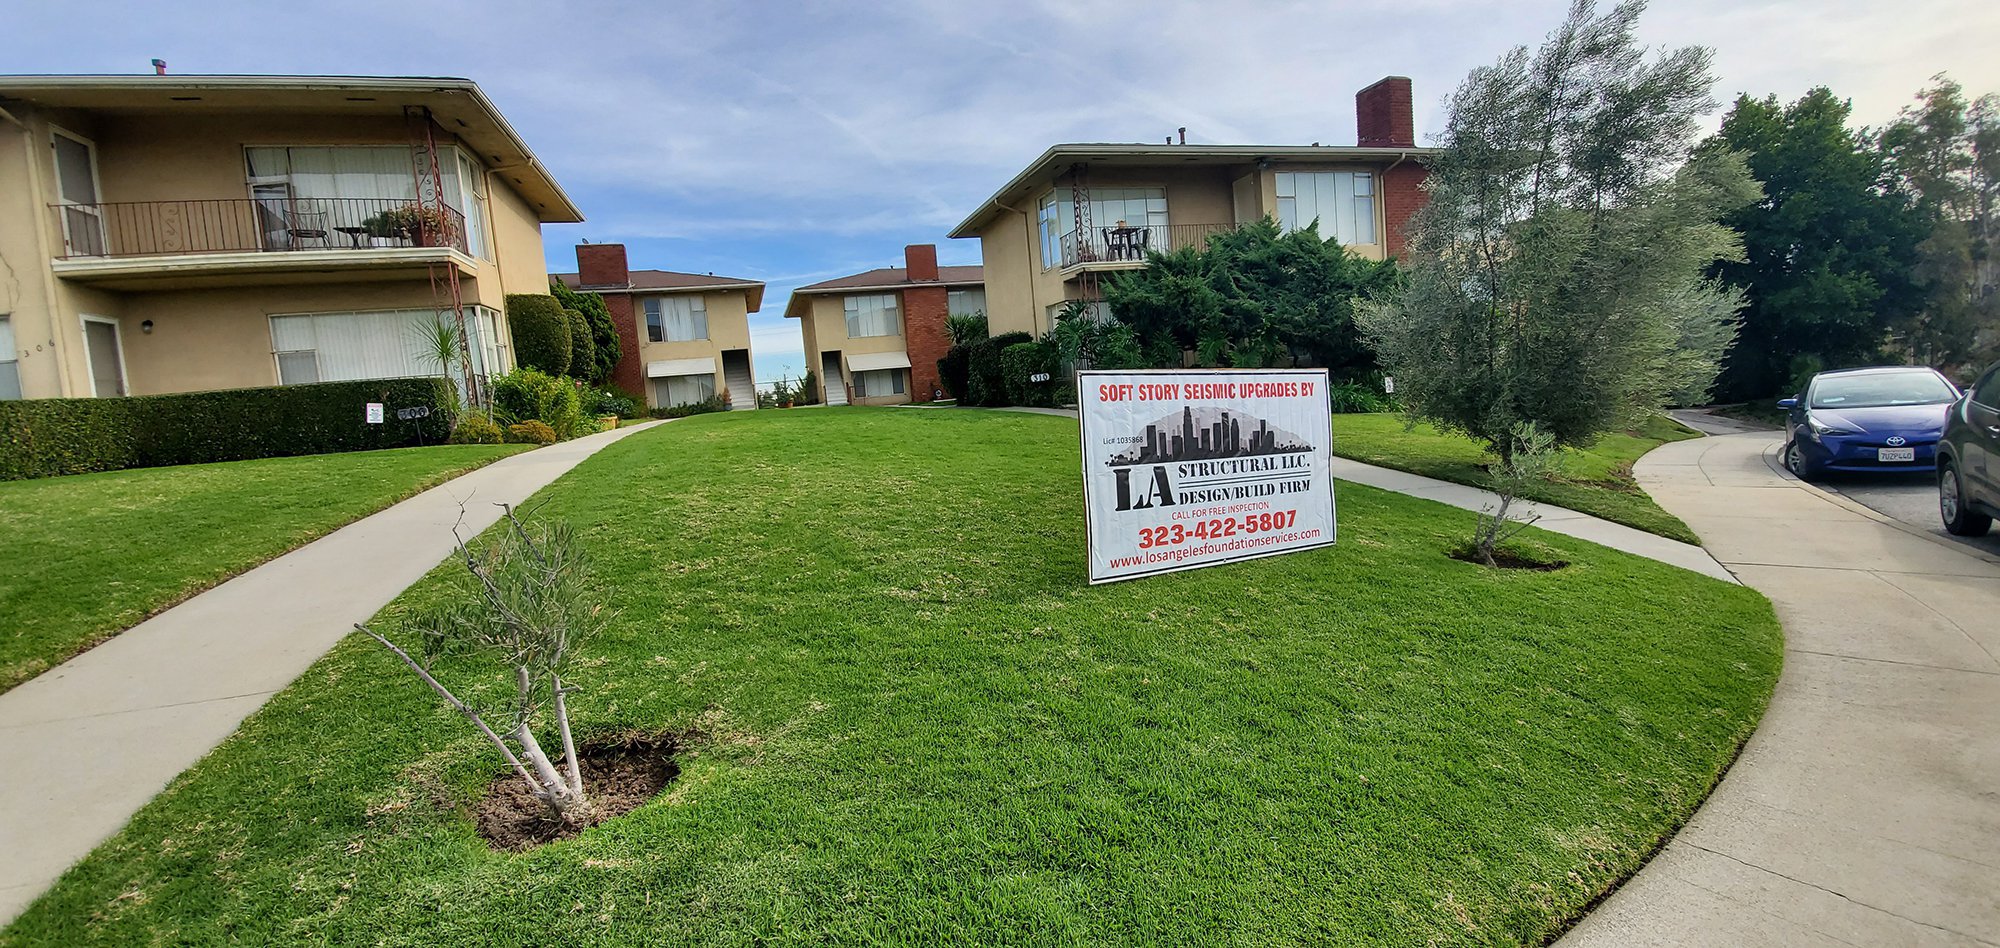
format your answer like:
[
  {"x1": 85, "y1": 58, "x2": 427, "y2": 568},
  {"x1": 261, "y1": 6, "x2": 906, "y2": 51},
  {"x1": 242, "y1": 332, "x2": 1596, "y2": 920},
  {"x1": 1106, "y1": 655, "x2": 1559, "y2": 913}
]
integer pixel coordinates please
[{"x1": 1878, "y1": 447, "x2": 1916, "y2": 462}]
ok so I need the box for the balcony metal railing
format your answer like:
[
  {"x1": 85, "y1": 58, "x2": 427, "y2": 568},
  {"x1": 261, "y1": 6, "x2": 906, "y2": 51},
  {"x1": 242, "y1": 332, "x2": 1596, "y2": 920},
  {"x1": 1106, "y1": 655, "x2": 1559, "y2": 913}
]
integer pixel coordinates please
[
  {"x1": 1058, "y1": 222, "x2": 1243, "y2": 269},
  {"x1": 51, "y1": 196, "x2": 468, "y2": 260}
]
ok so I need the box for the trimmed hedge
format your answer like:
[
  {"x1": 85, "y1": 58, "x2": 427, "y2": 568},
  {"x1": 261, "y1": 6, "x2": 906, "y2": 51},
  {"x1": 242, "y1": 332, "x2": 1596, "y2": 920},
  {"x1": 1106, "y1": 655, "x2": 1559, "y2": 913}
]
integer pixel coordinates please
[
  {"x1": 1000, "y1": 340, "x2": 1062, "y2": 408},
  {"x1": 564, "y1": 308, "x2": 596, "y2": 382},
  {"x1": 938, "y1": 345, "x2": 972, "y2": 402},
  {"x1": 0, "y1": 377, "x2": 455, "y2": 481},
  {"x1": 966, "y1": 331, "x2": 1033, "y2": 407},
  {"x1": 506, "y1": 293, "x2": 572, "y2": 376}
]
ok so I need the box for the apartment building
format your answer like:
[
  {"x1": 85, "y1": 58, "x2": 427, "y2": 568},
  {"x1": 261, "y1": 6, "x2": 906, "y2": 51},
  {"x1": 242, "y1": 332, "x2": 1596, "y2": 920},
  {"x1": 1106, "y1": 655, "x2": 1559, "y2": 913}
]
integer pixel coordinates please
[
  {"x1": 783, "y1": 245, "x2": 982, "y2": 405},
  {"x1": 0, "y1": 74, "x2": 580, "y2": 401},
  {"x1": 556, "y1": 243, "x2": 764, "y2": 411},
  {"x1": 948, "y1": 76, "x2": 1435, "y2": 339}
]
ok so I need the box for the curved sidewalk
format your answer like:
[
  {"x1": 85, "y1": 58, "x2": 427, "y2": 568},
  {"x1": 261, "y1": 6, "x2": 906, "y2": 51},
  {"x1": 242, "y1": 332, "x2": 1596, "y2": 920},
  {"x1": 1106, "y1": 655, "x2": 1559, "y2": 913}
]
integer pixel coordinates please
[
  {"x1": 0, "y1": 421, "x2": 661, "y2": 924},
  {"x1": 1560, "y1": 433, "x2": 2000, "y2": 947}
]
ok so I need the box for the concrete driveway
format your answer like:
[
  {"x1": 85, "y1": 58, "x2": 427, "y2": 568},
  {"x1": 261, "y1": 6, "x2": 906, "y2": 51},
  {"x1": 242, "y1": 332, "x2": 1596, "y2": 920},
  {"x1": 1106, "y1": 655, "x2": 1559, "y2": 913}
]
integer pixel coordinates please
[{"x1": 1558, "y1": 431, "x2": 2000, "y2": 947}]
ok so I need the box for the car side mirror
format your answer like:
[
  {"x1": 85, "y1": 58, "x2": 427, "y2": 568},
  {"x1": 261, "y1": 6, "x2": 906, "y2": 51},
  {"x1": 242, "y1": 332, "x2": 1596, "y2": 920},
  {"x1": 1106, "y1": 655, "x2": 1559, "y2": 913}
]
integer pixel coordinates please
[{"x1": 1776, "y1": 398, "x2": 1798, "y2": 410}]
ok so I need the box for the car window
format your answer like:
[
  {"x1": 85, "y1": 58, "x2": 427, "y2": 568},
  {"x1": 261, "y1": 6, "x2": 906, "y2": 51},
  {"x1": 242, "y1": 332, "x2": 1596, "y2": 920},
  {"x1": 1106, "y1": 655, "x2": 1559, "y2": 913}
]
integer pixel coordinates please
[
  {"x1": 1809, "y1": 371, "x2": 1957, "y2": 409},
  {"x1": 1973, "y1": 367, "x2": 2000, "y2": 407}
]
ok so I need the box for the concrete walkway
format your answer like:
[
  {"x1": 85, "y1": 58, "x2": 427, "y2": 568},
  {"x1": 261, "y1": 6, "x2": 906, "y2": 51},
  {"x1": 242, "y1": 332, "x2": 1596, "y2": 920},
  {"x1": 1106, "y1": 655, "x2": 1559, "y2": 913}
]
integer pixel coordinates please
[
  {"x1": 1559, "y1": 432, "x2": 2000, "y2": 947},
  {"x1": 0, "y1": 421, "x2": 662, "y2": 924}
]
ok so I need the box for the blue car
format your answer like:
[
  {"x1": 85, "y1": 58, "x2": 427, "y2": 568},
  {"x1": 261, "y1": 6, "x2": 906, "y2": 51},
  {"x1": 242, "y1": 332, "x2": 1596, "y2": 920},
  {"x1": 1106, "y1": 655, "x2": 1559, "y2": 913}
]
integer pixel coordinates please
[{"x1": 1780, "y1": 366, "x2": 1961, "y2": 480}]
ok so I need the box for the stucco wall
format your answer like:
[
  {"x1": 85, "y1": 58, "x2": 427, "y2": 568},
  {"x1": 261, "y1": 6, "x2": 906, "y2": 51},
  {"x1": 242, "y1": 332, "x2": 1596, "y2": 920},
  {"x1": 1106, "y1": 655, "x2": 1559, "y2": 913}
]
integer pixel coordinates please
[
  {"x1": 807, "y1": 294, "x2": 912, "y2": 405},
  {"x1": 633, "y1": 288, "x2": 755, "y2": 408}
]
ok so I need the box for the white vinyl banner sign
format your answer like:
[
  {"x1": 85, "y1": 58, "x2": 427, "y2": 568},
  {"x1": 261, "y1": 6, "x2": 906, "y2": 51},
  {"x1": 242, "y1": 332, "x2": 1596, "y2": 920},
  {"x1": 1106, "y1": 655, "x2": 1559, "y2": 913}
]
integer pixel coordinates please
[{"x1": 1078, "y1": 368, "x2": 1337, "y2": 584}]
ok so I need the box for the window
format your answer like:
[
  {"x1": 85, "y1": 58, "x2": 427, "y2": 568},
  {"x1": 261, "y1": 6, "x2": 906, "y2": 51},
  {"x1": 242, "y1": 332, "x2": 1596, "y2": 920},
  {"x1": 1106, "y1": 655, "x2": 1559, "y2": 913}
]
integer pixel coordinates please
[
  {"x1": 844, "y1": 294, "x2": 901, "y2": 338},
  {"x1": 853, "y1": 368, "x2": 906, "y2": 398},
  {"x1": 1809, "y1": 369, "x2": 1958, "y2": 409},
  {"x1": 948, "y1": 288, "x2": 987, "y2": 318},
  {"x1": 269, "y1": 307, "x2": 505, "y2": 390},
  {"x1": 0, "y1": 316, "x2": 20, "y2": 400},
  {"x1": 1973, "y1": 367, "x2": 2000, "y2": 407},
  {"x1": 1038, "y1": 188, "x2": 1168, "y2": 268},
  {"x1": 652, "y1": 373, "x2": 714, "y2": 408},
  {"x1": 456, "y1": 151, "x2": 488, "y2": 259},
  {"x1": 644, "y1": 296, "x2": 708, "y2": 342},
  {"x1": 244, "y1": 145, "x2": 477, "y2": 252},
  {"x1": 1276, "y1": 172, "x2": 1377, "y2": 245}
]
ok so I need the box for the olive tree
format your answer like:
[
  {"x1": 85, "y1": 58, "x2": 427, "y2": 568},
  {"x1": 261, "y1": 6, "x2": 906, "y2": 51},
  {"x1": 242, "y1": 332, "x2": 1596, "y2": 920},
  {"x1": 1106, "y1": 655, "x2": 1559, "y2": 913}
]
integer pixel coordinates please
[{"x1": 1360, "y1": 0, "x2": 1758, "y2": 461}]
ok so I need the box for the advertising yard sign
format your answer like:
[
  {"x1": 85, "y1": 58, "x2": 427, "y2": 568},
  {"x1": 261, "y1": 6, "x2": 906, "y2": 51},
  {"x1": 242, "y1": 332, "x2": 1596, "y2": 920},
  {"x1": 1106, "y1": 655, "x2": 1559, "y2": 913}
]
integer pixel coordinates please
[{"x1": 1078, "y1": 369, "x2": 1337, "y2": 584}]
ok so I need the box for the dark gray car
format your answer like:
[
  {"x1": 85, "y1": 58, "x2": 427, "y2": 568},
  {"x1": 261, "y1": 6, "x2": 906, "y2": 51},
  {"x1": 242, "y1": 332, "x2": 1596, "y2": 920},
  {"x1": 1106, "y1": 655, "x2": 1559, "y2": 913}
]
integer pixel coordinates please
[{"x1": 1938, "y1": 361, "x2": 2000, "y2": 536}]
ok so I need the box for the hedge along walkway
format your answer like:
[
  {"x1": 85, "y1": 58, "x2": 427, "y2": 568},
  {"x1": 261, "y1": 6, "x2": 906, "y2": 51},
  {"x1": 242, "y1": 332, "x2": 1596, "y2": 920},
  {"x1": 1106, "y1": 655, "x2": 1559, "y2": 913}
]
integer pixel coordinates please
[{"x1": 0, "y1": 421, "x2": 661, "y2": 924}]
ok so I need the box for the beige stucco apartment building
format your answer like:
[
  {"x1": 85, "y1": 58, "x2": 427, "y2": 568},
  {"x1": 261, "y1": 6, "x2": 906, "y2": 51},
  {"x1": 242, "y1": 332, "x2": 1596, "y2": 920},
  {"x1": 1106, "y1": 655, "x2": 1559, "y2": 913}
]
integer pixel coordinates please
[
  {"x1": 0, "y1": 74, "x2": 580, "y2": 401},
  {"x1": 948, "y1": 77, "x2": 1434, "y2": 340},
  {"x1": 555, "y1": 243, "x2": 765, "y2": 411},
  {"x1": 783, "y1": 245, "x2": 981, "y2": 405}
]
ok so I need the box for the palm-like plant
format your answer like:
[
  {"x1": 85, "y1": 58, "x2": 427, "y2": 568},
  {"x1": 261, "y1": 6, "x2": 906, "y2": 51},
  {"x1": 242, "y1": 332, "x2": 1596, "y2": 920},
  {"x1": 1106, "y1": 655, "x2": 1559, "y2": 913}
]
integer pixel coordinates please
[{"x1": 412, "y1": 312, "x2": 467, "y2": 415}]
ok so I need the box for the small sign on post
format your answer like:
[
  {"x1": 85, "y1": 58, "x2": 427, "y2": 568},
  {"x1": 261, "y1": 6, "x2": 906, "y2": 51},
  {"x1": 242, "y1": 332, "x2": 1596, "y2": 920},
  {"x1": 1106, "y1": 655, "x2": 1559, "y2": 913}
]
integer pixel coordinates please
[
  {"x1": 365, "y1": 402, "x2": 384, "y2": 424},
  {"x1": 1382, "y1": 376, "x2": 1395, "y2": 394},
  {"x1": 1029, "y1": 372, "x2": 1052, "y2": 383}
]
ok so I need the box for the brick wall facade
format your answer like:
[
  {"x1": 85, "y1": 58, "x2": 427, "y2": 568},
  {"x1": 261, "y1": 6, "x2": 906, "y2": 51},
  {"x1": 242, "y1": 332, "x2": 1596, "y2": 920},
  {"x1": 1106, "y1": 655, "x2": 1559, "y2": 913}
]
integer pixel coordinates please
[
  {"x1": 901, "y1": 244, "x2": 948, "y2": 401},
  {"x1": 1382, "y1": 161, "x2": 1428, "y2": 259},
  {"x1": 573, "y1": 243, "x2": 645, "y2": 395},
  {"x1": 1356, "y1": 76, "x2": 1415, "y2": 148}
]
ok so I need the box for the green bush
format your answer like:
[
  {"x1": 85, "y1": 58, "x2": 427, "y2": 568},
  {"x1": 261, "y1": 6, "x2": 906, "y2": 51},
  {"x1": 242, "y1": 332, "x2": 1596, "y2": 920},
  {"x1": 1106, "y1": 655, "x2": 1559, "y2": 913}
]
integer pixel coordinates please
[
  {"x1": 582, "y1": 386, "x2": 642, "y2": 419},
  {"x1": 504, "y1": 420, "x2": 558, "y2": 445},
  {"x1": 448, "y1": 415, "x2": 504, "y2": 444},
  {"x1": 648, "y1": 395, "x2": 729, "y2": 419},
  {"x1": 0, "y1": 378, "x2": 455, "y2": 481},
  {"x1": 1000, "y1": 341, "x2": 1062, "y2": 408},
  {"x1": 938, "y1": 345, "x2": 972, "y2": 401},
  {"x1": 967, "y1": 331, "x2": 1033, "y2": 407},
  {"x1": 1327, "y1": 381, "x2": 1398, "y2": 414},
  {"x1": 505, "y1": 294, "x2": 572, "y2": 377},
  {"x1": 564, "y1": 308, "x2": 596, "y2": 382},
  {"x1": 492, "y1": 368, "x2": 584, "y2": 439},
  {"x1": 550, "y1": 279, "x2": 621, "y2": 384}
]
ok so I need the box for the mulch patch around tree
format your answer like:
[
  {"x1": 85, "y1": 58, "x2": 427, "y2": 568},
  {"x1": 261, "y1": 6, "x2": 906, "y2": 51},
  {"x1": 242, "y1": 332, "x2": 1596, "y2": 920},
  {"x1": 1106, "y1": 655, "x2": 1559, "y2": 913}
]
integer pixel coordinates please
[
  {"x1": 1448, "y1": 546, "x2": 1570, "y2": 571},
  {"x1": 473, "y1": 732, "x2": 681, "y2": 851}
]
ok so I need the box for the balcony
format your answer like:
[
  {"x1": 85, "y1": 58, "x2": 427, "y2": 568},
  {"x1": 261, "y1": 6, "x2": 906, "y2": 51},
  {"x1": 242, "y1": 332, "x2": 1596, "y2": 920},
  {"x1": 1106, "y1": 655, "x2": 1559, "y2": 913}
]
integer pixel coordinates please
[
  {"x1": 1057, "y1": 222, "x2": 1242, "y2": 270},
  {"x1": 48, "y1": 197, "x2": 472, "y2": 291}
]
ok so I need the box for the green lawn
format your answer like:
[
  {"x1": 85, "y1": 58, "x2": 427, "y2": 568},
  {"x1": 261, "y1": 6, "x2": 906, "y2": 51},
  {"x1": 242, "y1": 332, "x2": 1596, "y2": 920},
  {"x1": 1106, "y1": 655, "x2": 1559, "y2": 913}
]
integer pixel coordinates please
[
  {"x1": 4, "y1": 409, "x2": 1780, "y2": 947},
  {"x1": 0, "y1": 444, "x2": 526, "y2": 692},
  {"x1": 1331, "y1": 413, "x2": 1704, "y2": 543}
]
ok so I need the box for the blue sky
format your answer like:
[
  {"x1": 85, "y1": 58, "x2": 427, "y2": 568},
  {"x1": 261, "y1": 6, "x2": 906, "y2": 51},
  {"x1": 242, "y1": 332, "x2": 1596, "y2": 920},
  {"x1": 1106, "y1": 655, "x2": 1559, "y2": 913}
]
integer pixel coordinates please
[{"x1": 12, "y1": 0, "x2": 1998, "y2": 384}]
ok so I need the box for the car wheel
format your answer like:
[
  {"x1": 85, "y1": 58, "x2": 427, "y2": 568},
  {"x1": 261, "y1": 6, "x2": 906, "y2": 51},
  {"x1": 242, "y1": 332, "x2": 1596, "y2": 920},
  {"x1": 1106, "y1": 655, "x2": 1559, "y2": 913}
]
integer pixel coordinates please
[
  {"x1": 1785, "y1": 438, "x2": 1820, "y2": 481},
  {"x1": 1940, "y1": 462, "x2": 1993, "y2": 537}
]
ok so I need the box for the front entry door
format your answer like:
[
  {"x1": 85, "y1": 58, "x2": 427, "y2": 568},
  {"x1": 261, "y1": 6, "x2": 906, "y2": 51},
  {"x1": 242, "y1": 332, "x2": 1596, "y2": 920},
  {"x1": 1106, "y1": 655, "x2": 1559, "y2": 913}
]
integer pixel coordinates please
[
  {"x1": 84, "y1": 320, "x2": 125, "y2": 396},
  {"x1": 52, "y1": 128, "x2": 105, "y2": 257}
]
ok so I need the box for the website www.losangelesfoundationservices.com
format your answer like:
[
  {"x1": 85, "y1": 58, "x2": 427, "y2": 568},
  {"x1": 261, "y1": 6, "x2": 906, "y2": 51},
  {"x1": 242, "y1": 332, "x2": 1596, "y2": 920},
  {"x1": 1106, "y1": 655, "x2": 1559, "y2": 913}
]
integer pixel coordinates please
[{"x1": 1109, "y1": 528, "x2": 1324, "y2": 569}]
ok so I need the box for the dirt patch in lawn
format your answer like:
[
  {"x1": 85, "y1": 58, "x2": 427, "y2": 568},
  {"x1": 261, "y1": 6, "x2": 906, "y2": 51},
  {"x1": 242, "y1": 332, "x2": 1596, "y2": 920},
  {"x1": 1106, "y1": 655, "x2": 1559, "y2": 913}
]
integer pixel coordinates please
[
  {"x1": 1448, "y1": 546, "x2": 1570, "y2": 571},
  {"x1": 474, "y1": 732, "x2": 682, "y2": 851}
]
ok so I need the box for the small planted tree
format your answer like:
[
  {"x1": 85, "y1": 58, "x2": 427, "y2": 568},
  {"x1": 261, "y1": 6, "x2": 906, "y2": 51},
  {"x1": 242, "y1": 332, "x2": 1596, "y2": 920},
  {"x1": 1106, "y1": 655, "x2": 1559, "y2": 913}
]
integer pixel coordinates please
[
  {"x1": 1470, "y1": 422, "x2": 1558, "y2": 566},
  {"x1": 359, "y1": 505, "x2": 608, "y2": 823}
]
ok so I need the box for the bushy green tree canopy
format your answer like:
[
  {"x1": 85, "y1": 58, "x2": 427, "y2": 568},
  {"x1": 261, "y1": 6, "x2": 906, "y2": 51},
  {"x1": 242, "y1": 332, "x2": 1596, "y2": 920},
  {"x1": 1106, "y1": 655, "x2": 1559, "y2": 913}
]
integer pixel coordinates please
[
  {"x1": 1102, "y1": 218, "x2": 1400, "y2": 373},
  {"x1": 1709, "y1": 89, "x2": 1924, "y2": 400},
  {"x1": 550, "y1": 280, "x2": 622, "y2": 384},
  {"x1": 1361, "y1": 0, "x2": 1757, "y2": 455},
  {"x1": 505, "y1": 294, "x2": 571, "y2": 377},
  {"x1": 1877, "y1": 76, "x2": 2000, "y2": 370}
]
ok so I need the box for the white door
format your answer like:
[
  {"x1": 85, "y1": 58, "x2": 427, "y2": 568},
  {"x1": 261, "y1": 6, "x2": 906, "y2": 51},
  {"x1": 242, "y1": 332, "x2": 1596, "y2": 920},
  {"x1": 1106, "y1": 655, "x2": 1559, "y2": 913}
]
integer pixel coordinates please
[
  {"x1": 52, "y1": 128, "x2": 105, "y2": 256},
  {"x1": 83, "y1": 319, "x2": 125, "y2": 397}
]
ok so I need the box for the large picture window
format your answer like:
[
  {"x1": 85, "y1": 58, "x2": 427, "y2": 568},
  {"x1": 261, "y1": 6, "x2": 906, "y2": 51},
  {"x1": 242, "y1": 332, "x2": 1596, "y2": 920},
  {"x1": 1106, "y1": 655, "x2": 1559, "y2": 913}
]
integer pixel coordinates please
[
  {"x1": 1037, "y1": 188, "x2": 1168, "y2": 268},
  {"x1": 653, "y1": 373, "x2": 715, "y2": 408},
  {"x1": 1275, "y1": 172, "x2": 1377, "y2": 246},
  {"x1": 644, "y1": 296, "x2": 708, "y2": 342},
  {"x1": 269, "y1": 307, "x2": 504, "y2": 392},
  {"x1": 0, "y1": 316, "x2": 20, "y2": 400},
  {"x1": 948, "y1": 288, "x2": 987, "y2": 318},
  {"x1": 844, "y1": 294, "x2": 901, "y2": 338},
  {"x1": 243, "y1": 145, "x2": 484, "y2": 257},
  {"x1": 853, "y1": 368, "x2": 906, "y2": 398}
]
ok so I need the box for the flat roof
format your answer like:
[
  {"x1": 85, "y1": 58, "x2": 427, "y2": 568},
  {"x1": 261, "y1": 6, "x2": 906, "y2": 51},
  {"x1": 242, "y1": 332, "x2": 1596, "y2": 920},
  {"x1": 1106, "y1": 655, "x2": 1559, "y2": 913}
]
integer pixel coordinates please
[
  {"x1": 782, "y1": 265, "x2": 984, "y2": 318},
  {"x1": 553, "y1": 270, "x2": 766, "y2": 313},
  {"x1": 948, "y1": 143, "x2": 1437, "y2": 238},
  {"x1": 0, "y1": 74, "x2": 583, "y2": 223}
]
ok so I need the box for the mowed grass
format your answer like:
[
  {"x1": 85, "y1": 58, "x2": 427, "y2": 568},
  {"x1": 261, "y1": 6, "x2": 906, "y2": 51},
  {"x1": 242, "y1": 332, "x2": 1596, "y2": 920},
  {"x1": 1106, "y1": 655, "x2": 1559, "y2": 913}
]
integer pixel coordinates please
[
  {"x1": 0, "y1": 444, "x2": 526, "y2": 691},
  {"x1": 1331, "y1": 413, "x2": 1704, "y2": 543},
  {"x1": 4, "y1": 409, "x2": 1780, "y2": 947}
]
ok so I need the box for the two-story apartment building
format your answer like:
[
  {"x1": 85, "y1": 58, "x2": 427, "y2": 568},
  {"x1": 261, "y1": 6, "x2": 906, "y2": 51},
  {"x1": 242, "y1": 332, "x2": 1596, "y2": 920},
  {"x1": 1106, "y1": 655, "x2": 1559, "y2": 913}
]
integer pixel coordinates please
[
  {"x1": 556, "y1": 243, "x2": 765, "y2": 411},
  {"x1": 948, "y1": 76, "x2": 1435, "y2": 339},
  {"x1": 0, "y1": 74, "x2": 580, "y2": 402},
  {"x1": 783, "y1": 244, "x2": 982, "y2": 405}
]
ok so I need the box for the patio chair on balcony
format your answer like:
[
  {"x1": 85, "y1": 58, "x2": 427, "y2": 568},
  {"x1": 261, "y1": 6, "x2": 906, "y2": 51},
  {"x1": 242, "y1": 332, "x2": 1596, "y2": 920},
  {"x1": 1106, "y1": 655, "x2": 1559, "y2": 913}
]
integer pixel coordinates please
[{"x1": 287, "y1": 199, "x2": 331, "y2": 251}]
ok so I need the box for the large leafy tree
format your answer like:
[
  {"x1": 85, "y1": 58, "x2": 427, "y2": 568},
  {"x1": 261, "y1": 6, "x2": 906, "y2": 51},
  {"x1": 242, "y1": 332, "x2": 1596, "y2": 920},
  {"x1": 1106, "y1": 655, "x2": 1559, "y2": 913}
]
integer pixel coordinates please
[
  {"x1": 1102, "y1": 218, "x2": 1400, "y2": 374},
  {"x1": 550, "y1": 279, "x2": 623, "y2": 384},
  {"x1": 1360, "y1": 0, "x2": 1757, "y2": 456},
  {"x1": 1877, "y1": 76, "x2": 2000, "y2": 370},
  {"x1": 1709, "y1": 89, "x2": 1924, "y2": 401}
]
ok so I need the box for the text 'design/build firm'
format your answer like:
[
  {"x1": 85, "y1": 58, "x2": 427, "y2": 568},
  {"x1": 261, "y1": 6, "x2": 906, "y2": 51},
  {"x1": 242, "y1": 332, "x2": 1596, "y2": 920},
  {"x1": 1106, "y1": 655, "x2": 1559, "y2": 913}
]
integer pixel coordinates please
[{"x1": 1078, "y1": 369, "x2": 1337, "y2": 584}]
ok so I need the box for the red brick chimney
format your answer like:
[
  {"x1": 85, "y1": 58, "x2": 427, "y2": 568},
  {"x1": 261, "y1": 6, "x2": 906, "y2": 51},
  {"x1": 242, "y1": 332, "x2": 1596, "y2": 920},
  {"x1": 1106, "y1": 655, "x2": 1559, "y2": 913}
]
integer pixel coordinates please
[
  {"x1": 901, "y1": 244, "x2": 948, "y2": 402},
  {"x1": 576, "y1": 242, "x2": 629, "y2": 288},
  {"x1": 1356, "y1": 76, "x2": 1415, "y2": 148}
]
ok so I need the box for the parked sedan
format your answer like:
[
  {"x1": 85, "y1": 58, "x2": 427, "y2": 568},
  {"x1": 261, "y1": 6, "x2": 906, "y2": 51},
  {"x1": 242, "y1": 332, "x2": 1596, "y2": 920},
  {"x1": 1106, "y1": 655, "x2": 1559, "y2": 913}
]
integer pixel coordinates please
[
  {"x1": 1938, "y1": 360, "x2": 2000, "y2": 536},
  {"x1": 1780, "y1": 366, "x2": 1961, "y2": 480}
]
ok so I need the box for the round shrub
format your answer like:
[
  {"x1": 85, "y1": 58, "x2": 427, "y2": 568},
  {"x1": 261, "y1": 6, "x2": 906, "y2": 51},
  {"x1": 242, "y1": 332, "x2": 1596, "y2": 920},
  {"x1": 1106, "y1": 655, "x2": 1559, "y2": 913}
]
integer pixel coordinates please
[
  {"x1": 564, "y1": 308, "x2": 596, "y2": 382},
  {"x1": 492, "y1": 367, "x2": 584, "y2": 439},
  {"x1": 937, "y1": 345, "x2": 972, "y2": 401},
  {"x1": 504, "y1": 420, "x2": 558, "y2": 445},
  {"x1": 1000, "y1": 340, "x2": 1061, "y2": 407},
  {"x1": 505, "y1": 293, "x2": 571, "y2": 377},
  {"x1": 447, "y1": 415, "x2": 504, "y2": 444},
  {"x1": 967, "y1": 331, "x2": 1033, "y2": 407}
]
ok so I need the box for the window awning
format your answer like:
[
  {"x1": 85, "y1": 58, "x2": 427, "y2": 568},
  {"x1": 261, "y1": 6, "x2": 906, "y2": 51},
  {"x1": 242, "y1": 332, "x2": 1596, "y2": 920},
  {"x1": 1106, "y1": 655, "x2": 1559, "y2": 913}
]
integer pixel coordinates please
[
  {"x1": 646, "y1": 357, "x2": 715, "y2": 378},
  {"x1": 846, "y1": 351, "x2": 912, "y2": 373}
]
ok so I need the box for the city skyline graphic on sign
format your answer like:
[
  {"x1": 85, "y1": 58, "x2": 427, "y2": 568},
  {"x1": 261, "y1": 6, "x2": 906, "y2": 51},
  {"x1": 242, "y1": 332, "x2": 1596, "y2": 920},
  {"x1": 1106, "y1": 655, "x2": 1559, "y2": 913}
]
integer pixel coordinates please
[{"x1": 1106, "y1": 406, "x2": 1315, "y2": 467}]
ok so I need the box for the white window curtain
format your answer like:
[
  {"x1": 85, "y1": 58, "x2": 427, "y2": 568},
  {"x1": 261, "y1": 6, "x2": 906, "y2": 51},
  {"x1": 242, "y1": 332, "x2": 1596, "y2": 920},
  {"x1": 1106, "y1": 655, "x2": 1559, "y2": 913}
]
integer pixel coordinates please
[
  {"x1": 243, "y1": 146, "x2": 466, "y2": 242},
  {"x1": 456, "y1": 150, "x2": 487, "y2": 259},
  {"x1": 948, "y1": 288, "x2": 987, "y2": 318},
  {"x1": 844, "y1": 293, "x2": 900, "y2": 338},
  {"x1": 854, "y1": 368, "x2": 906, "y2": 398},
  {"x1": 644, "y1": 296, "x2": 708, "y2": 342},
  {"x1": 0, "y1": 317, "x2": 21, "y2": 400},
  {"x1": 1275, "y1": 172, "x2": 1377, "y2": 246},
  {"x1": 653, "y1": 373, "x2": 715, "y2": 407},
  {"x1": 269, "y1": 309, "x2": 475, "y2": 386}
]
